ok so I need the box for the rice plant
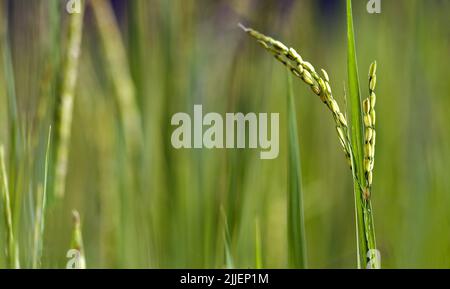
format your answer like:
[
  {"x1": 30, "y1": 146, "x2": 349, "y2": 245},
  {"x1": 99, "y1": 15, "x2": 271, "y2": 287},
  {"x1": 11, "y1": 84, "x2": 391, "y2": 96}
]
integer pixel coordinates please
[
  {"x1": 239, "y1": 0, "x2": 379, "y2": 268},
  {"x1": 32, "y1": 127, "x2": 52, "y2": 269},
  {"x1": 54, "y1": 0, "x2": 85, "y2": 198}
]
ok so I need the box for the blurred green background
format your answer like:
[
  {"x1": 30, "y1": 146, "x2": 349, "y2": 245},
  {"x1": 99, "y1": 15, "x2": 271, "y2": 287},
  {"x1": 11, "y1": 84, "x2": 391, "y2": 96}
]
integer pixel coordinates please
[{"x1": 0, "y1": 0, "x2": 450, "y2": 268}]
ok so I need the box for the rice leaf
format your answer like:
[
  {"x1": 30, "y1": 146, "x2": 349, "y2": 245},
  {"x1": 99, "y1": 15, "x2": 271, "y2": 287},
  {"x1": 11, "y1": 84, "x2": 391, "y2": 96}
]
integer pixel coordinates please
[
  {"x1": 286, "y1": 73, "x2": 307, "y2": 269},
  {"x1": 218, "y1": 206, "x2": 234, "y2": 269},
  {"x1": 255, "y1": 218, "x2": 262, "y2": 269},
  {"x1": 0, "y1": 145, "x2": 19, "y2": 268},
  {"x1": 346, "y1": 0, "x2": 378, "y2": 268},
  {"x1": 32, "y1": 126, "x2": 52, "y2": 268},
  {"x1": 54, "y1": 0, "x2": 85, "y2": 198}
]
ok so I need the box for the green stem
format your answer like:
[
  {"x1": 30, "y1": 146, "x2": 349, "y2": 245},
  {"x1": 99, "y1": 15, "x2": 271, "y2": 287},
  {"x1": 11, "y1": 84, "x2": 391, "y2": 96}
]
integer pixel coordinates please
[
  {"x1": 54, "y1": 0, "x2": 85, "y2": 198},
  {"x1": 0, "y1": 146, "x2": 19, "y2": 268}
]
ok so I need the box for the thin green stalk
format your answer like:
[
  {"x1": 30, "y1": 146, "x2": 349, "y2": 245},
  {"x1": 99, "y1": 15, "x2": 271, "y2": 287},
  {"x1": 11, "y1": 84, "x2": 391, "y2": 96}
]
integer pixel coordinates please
[
  {"x1": 35, "y1": 0, "x2": 60, "y2": 147},
  {"x1": 224, "y1": 230, "x2": 234, "y2": 269},
  {"x1": 32, "y1": 185, "x2": 44, "y2": 268},
  {"x1": 1, "y1": 0, "x2": 22, "y2": 198},
  {"x1": 0, "y1": 146, "x2": 19, "y2": 268},
  {"x1": 32, "y1": 127, "x2": 51, "y2": 269},
  {"x1": 127, "y1": 0, "x2": 145, "y2": 113},
  {"x1": 221, "y1": 208, "x2": 234, "y2": 269},
  {"x1": 91, "y1": 0, "x2": 143, "y2": 157},
  {"x1": 255, "y1": 218, "x2": 263, "y2": 269},
  {"x1": 286, "y1": 74, "x2": 307, "y2": 269},
  {"x1": 54, "y1": 1, "x2": 85, "y2": 198},
  {"x1": 91, "y1": 0, "x2": 146, "y2": 267},
  {"x1": 1, "y1": 1, "x2": 23, "y2": 268},
  {"x1": 346, "y1": 0, "x2": 378, "y2": 268}
]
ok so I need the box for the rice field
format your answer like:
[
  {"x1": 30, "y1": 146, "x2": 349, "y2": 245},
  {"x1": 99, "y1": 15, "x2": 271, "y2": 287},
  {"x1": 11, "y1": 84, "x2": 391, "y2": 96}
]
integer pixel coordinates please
[{"x1": 0, "y1": 0, "x2": 450, "y2": 269}]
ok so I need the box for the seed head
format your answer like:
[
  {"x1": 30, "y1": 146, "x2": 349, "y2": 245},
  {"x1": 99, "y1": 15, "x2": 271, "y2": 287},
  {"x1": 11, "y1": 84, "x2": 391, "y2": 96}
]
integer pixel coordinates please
[
  {"x1": 302, "y1": 70, "x2": 314, "y2": 86},
  {"x1": 240, "y1": 25, "x2": 354, "y2": 171},
  {"x1": 369, "y1": 61, "x2": 377, "y2": 77},
  {"x1": 370, "y1": 110, "x2": 376, "y2": 126},
  {"x1": 321, "y1": 69, "x2": 330, "y2": 83},
  {"x1": 370, "y1": 92, "x2": 376, "y2": 108},
  {"x1": 363, "y1": 99, "x2": 370, "y2": 114},
  {"x1": 362, "y1": 61, "x2": 378, "y2": 193},
  {"x1": 288, "y1": 48, "x2": 302, "y2": 63},
  {"x1": 369, "y1": 75, "x2": 377, "y2": 92},
  {"x1": 303, "y1": 61, "x2": 315, "y2": 73}
]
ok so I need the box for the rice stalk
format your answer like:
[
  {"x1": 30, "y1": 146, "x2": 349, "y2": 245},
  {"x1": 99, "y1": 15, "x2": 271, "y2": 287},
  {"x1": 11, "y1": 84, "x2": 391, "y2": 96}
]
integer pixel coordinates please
[
  {"x1": 224, "y1": 229, "x2": 234, "y2": 269},
  {"x1": 255, "y1": 218, "x2": 262, "y2": 269},
  {"x1": 34, "y1": 0, "x2": 61, "y2": 148},
  {"x1": 361, "y1": 61, "x2": 379, "y2": 269},
  {"x1": 54, "y1": 1, "x2": 85, "y2": 198},
  {"x1": 0, "y1": 0, "x2": 22, "y2": 196},
  {"x1": 32, "y1": 185, "x2": 44, "y2": 268},
  {"x1": 91, "y1": 0, "x2": 145, "y2": 267},
  {"x1": 345, "y1": 0, "x2": 367, "y2": 267},
  {"x1": 363, "y1": 61, "x2": 377, "y2": 197},
  {"x1": 32, "y1": 126, "x2": 51, "y2": 269},
  {"x1": 240, "y1": 5, "x2": 380, "y2": 267},
  {"x1": 0, "y1": 145, "x2": 19, "y2": 268},
  {"x1": 91, "y1": 0, "x2": 143, "y2": 157},
  {"x1": 239, "y1": 24, "x2": 353, "y2": 170},
  {"x1": 346, "y1": 0, "x2": 378, "y2": 268},
  {"x1": 69, "y1": 210, "x2": 86, "y2": 269},
  {"x1": 1, "y1": 1, "x2": 23, "y2": 268}
]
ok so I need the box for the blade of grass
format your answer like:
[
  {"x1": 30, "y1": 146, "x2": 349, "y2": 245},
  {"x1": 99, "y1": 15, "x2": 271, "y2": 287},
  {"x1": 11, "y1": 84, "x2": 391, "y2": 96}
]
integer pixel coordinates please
[
  {"x1": 91, "y1": 0, "x2": 145, "y2": 266},
  {"x1": 35, "y1": 0, "x2": 60, "y2": 152},
  {"x1": 1, "y1": 1, "x2": 23, "y2": 269},
  {"x1": 221, "y1": 207, "x2": 234, "y2": 269},
  {"x1": 54, "y1": 1, "x2": 85, "y2": 198},
  {"x1": 91, "y1": 0, "x2": 143, "y2": 156},
  {"x1": 1, "y1": 0, "x2": 22, "y2": 198},
  {"x1": 346, "y1": 0, "x2": 378, "y2": 268},
  {"x1": 224, "y1": 231, "x2": 234, "y2": 269},
  {"x1": 127, "y1": 0, "x2": 145, "y2": 113},
  {"x1": 255, "y1": 218, "x2": 262, "y2": 269},
  {"x1": 0, "y1": 145, "x2": 19, "y2": 268},
  {"x1": 32, "y1": 185, "x2": 44, "y2": 268},
  {"x1": 286, "y1": 73, "x2": 307, "y2": 269},
  {"x1": 32, "y1": 126, "x2": 51, "y2": 268}
]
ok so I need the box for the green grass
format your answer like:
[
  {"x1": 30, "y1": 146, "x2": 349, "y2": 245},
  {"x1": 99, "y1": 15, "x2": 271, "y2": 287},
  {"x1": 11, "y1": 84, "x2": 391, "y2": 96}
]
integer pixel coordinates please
[
  {"x1": 222, "y1": 208, "x2": 234, "y2": 269},
  {"x1": 54, "y1": 0, "x2": 85, "y2": 198},
  {"x1": 0, "y1": 0, "x2": 449, "y2": 269},
  {"x1": 254, "y1": 218, "x2": 263, "y2": 269},
  {"x1": 32, "y1": 126, "x2": 51, "y2": 269},
  {"x1": 286, "y1": 73, "x2": 307, "y2": 269},
  {"x1": 0, "y1": 145, "x2": 19, "y2": 268}
]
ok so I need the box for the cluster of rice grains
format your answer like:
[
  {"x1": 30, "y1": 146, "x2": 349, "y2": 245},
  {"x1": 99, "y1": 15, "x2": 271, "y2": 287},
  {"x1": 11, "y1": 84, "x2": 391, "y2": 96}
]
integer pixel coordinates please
[
  {"x1": 362, "y1": 62, "x2": 377, "y2": 199},
  {"x1": 240, "y1": 25, "x2": 378, "y2": 200}
]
